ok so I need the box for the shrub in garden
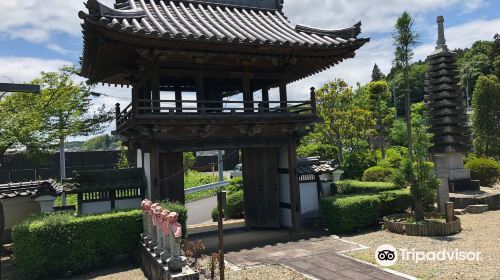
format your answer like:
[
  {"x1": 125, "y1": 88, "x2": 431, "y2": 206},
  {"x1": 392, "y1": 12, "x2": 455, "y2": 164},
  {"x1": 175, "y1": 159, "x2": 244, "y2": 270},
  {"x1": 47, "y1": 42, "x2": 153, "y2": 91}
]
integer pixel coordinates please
[
  {"x1": 12, "y1": 209, "x2": 142, "y2": 280},
  {"x1": 319, "y1": 189, "x2": 412, "y2": 233},
  {"x1": 225, "y1": 190, "x2": 245, "y2": 219},
  {"x1": 320, "y1": 194, "x2": 381, "y2": 233},
  {"x1": 342, "y1": 150, "x2": 377, "y2": 179},
  {"x1": 336, "y1": 180, "x2": 399, "y2": 194},
  {"x1": 362, "y1": 166, "x2": 395, "y2": 182},
  {"x1": 226, "y1": 177, "x2": 243, "y2": 193},
  {"x1": 464, "y1": 158, "x2": 500, "y2": 187},
  {"x1": 211, "y1": 206, "x2": 221, "y2": 222}
]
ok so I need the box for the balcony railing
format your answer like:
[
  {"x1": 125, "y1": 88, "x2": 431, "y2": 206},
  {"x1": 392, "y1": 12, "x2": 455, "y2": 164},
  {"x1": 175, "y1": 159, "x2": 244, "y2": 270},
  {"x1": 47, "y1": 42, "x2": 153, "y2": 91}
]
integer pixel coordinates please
[{"x1": 116, "y1": 98, "x2": 316, "y2": 128}]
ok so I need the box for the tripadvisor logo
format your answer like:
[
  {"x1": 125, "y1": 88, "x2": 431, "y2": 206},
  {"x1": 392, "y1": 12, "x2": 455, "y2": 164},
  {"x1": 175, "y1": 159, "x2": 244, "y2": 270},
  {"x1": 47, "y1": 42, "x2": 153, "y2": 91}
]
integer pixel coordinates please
[{"x1": 375, "y1": 244, "x2": 482, "y2": 267}]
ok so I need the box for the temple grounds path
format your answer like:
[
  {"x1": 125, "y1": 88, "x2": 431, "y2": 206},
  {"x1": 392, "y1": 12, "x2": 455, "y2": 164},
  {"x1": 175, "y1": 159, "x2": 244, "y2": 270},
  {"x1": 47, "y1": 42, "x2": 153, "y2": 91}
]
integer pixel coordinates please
[{"x1": 344, "y1": 210, "x2": 500, "y2": 280}]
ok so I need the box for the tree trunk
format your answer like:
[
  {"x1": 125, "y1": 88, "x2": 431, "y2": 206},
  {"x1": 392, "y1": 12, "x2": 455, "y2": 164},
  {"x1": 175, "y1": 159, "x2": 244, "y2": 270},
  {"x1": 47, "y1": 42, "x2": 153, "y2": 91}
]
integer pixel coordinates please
[{"x1": 59, "y1": 136, "x2": 67, "y2": 206}]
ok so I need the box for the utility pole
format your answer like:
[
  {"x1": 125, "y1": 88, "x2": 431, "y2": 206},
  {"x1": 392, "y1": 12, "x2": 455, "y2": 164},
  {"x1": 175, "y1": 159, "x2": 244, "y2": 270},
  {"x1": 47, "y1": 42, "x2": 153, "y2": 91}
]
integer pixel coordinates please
[{"x1": 217, "y1": 150, "x2": 224, "y2": 181}]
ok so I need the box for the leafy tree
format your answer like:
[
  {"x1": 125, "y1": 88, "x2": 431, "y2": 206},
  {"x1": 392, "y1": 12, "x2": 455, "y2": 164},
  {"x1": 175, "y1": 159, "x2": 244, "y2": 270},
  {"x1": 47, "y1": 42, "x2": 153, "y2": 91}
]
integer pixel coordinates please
[
  {"x1": 116, "y1": 144, "x2": 130, "y2": 169},
  {"x1": 371, "y1": 64, "x2": 386, "y2": 81},
  {"x1": 393, "y1": 11, "x2": 426, "y2": 221},
  {"x1": 314, "y1": 79, "x2": 374, "y2": 165},
  {"x1": 297, "y1": 130, "x2": 338, "y2": 160},
  {"x1": 388, "y1": 62, "x2": 427, "y2": 115},
  {"x1": 471, "y1": 75, "x2": 500, "y2": 158},
  {"x1": 80, "y1": 134, "x2": 119, "y2": 151},
  {"x1": 32, "y1": 65, "x2": 114, "y2": 179},
  {"x1": 0, "y1": 85, "x2": 57, "y2": 163},
  {"x1": 183, "y1": 152, "x2": 196, "y2": 171},
  {"x1": 366, "y1": 81, "x2": 394, "y2": 158}
]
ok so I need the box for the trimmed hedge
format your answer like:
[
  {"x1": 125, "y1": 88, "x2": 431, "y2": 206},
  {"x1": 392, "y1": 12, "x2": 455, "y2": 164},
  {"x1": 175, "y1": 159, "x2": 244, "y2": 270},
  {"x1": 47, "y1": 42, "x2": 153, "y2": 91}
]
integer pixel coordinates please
[
  {"x1": 362, "y1": 166, "x2": 395, "y2": 182},
  {"x1": 464, "y1": 158, "x2": 500, "y2": 187},
  {"x1": 320, "y1": 188, "x2": 412, "y2": 233},
  {"x1": 336, "y1": 180, "x2": 399, "y2": 194},
  {"x1": 13, "y1": 202, "x2": 188, "y2": 280},
  {"x1": 12, "y1": 209, "x2": 142, "y2": 280}
]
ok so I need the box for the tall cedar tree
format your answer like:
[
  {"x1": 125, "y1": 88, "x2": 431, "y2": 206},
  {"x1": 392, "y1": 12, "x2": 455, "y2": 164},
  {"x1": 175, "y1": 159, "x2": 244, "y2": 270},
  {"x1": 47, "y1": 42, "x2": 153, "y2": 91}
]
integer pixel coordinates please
[
  {"x1": 366, "y1": 81, "x2": 393, "y2": 159},
  {"x1": 371, "y1": 64, "x2": 386, "y2": 81},
  {"x1": 393, "y1": 12, "x2": 425, "y2": 221}
]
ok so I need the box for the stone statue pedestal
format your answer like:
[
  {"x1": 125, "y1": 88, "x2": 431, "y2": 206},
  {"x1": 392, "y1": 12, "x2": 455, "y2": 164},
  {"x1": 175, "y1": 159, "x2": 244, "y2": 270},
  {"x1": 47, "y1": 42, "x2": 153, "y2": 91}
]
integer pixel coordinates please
[{"x1": 139, "y1": 243, "x2": 199, "y2": 280}]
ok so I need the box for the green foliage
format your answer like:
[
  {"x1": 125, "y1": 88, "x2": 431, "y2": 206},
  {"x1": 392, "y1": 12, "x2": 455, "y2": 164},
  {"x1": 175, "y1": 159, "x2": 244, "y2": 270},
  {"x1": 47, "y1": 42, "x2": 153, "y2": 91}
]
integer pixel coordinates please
[
  {"x1": 457, "y1": 40, "x2": 497, "y2": 97},
  {"x1": 464, "y1": 158, "x2": 500, "y2": 187},
  {"x1": 319, "y1": 189, "x2": 412, "y2": 233},
  {"x1": 225, "y1": 190, "x2": 245, "y2": 219},
  {"x1": 297, "y1": 141, "x2": 337, "y2": 160},
  {"x1": 211, "y1": 206, "x2": 220, "y2": 222},
  {"x1": 80, "y1": 134, "x2": 119, "y2": 151},
  {"x1": 366, "y1": 80, "x2": 394, "y2": 157},
  {"x1": 55, "y1": 193, "x2": 78, "y2": 208},
  {"x1": 371, "y1": 63, "x2": 386, "y2": 81},
  {"x1": 12, "y1": 209, "x2": 142, "y2": 280},
  {"x1": 378, "y1": 146, "x2": 407, "y2": 169},
  {"x1": 471, "y1": 75, "x2": 500, "y2": 158},
  {"x1": 184, "y1": 170, "x2": 216, "y2": 189},
  {"x1": 388, "y1": 62, "x2": 427, "y2": 114},
  {"x1": 342, "y1": 149, "x2": 377, "y2": 179},
  {"x1": 186, "y1": 189, "x2": 215, "y2": 202},
  {"x1": 362, "y1": 166, "x2": 396, "y2": 182},
  {"x1": 336, "y1": 180, "x2": 399, "y2": 194},
  {"x1": 116, "y1": 144, "x2": 129, "y2": 169},
  {"x1": 320, "y1": 194, "x2": 381, "y2": 233},
  {"x1": 226, "y1": 177, "x2": 243, "y2": 193},
  {"x1": 159, "y1": 201, "x2": 188, "y2": 238},
  {"x1": 378, "y1": 189, "x2": 413, "y2": 216},
  {"x1": 314, "y1": 79, "x2": 375, "y2": 165},
  {"x1": 183, "y1": 152, "x2": 196, "y2": 170}
]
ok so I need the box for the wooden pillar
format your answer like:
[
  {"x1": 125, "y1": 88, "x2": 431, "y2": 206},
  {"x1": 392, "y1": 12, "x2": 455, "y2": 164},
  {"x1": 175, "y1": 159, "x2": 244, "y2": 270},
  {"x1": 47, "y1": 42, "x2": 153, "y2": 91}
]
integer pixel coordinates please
[
  {"x1": 196, "y1": 76, "x2": 206, "y2": 114},
  {"x1": 151, "y1": 67, "x2": 160, "y2": 113},
  {"x1": 310, "y1": 87, "x2": 317, "y2": 115},
  {"x1": 150, "y1": 142, "x2": 161, "y2": 200},
  {"x1": 279, "y1": 83, "x2": 287, "y2": 111},
  {"x1": 132, "y1": 85, "x2": 139, "y2": 115},
  {"x1": 159, "y1": 152, "x2": 185, "y2": 204},
  {"x1": 175, "y1": 85, "x2": 182, "y2": 113},
  {"x1": 288, "y1": 131, "x2": 301, "y2": 231},
  {"x1": 243, "y1": 78, "x2": 253, "y2": 112},
  {"x1": 262, "y1": 86, "x2": 269, "y2": 111}
]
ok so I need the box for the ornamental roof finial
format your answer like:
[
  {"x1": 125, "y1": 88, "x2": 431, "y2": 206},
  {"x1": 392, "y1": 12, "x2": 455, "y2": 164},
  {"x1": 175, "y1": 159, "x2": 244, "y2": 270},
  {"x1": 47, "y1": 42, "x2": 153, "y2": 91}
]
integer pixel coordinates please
[{"x1": 436, "y1": 16, "x2": 447, "y2": 51}]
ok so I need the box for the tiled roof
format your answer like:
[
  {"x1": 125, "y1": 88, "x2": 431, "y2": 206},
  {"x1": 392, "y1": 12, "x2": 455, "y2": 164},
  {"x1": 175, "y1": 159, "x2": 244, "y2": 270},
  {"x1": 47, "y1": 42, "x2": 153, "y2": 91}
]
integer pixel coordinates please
[
  {"x1": 0, "y1": 180, "x2": 59, "y2": 199},
  {"x1": 64, "y1": 168, "x2": 147, "y2": 193},
  {"x1": 79, "y1": 0, "x2": 367, "y2": 49},
  {"x1": 297, "y1": 157, "x2": 337, "y2": 175}
]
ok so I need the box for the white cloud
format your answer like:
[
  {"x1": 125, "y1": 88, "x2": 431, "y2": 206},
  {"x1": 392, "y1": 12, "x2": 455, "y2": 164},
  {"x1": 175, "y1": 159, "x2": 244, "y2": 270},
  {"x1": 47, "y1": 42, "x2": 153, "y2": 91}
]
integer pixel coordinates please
[
  {"x1": 282, "y1": 0, "x2": 481, "y2": 34},
  {"x1": 0, "y1": 56, "x2": 71, "y2": 83},
  {"x1": 460, "y1": 0, "x2": 488, "y2": 14},
  {"x1": 0, "y1": 0, "x2": 85, "y2": 42},
  {"x1": 46, "y1": 43, "x2": 78, "y2": 56}
]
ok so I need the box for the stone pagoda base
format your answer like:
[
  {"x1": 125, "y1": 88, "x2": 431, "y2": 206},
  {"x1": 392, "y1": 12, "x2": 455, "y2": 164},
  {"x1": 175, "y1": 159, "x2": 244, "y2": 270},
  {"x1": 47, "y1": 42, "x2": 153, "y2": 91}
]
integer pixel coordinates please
[
  {"x1": 433, "y1": 153, "x2": 480, "y2": 193},
  {"x1": 139, "y1": 243, "x2": 199, "y2": 280}
]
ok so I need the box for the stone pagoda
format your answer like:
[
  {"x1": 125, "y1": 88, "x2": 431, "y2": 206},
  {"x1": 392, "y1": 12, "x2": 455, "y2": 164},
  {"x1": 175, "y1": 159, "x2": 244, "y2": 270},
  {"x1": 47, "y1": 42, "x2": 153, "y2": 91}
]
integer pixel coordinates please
[{"x1": 425, "y1": 16, "x2": 479, "y2": 211}]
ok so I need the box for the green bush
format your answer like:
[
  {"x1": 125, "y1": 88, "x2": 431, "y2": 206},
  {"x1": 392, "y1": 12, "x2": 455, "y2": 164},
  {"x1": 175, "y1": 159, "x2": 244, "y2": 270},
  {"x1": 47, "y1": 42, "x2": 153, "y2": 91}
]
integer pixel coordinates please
[
  {"x1": 159, "y1": 201, "x2": 188, "y2": 239},
  {"x1": 12, "y1": 209, "x2": 142, "y2": 280},
  {"x1": 225, "y1": 190, "x2": 245, "y2": 219},
  {"x1": 184, "y1": 170, "x2": 216, "y2": 189},
  {"x1": 362, "y1": 166, "x2": 395, "y2": 182},
  {"x1": 320, "y1": 194, "x2": 381, "y2": 233},
  {"x1": 226, "y1": 177, "x2": 243, "y2": 193},
  {"x1": 342, "y1": 150, "x2": 377, "y2": 179},
  {"x1": 378, "y1": 147, "x2": 407, "y2": 169},
  {"x1": 378, "y1": 189, "x2": 412, "y2": 216},
  {"x1": 211, "y1": 206, "x2": 220, "y2": 222},
  {"x1": 319, "y1": 188, "x2": 412, "y2": 233},
  {"x1": 336, "y1": 180, "x2": 399, "y2": 194},
  {"x1": 464, "y1": 158, "x2": 500, "y2": 187}
]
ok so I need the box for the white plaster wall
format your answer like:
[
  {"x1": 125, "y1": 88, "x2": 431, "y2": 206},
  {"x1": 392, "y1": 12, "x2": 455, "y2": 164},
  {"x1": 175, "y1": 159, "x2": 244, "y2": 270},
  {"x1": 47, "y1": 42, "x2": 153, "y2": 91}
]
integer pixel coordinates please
[
  {"x1": 277, "y1": 146, "x2": 292, "y2": 227},
  {"x1": 136, "y1": 149, "x2": 143, "y2": 168},
  {"x1": 81, "y1": 201, "x2": 111, "y2": 215},
  {"x1": 1, "y1": 197, "x2": 40, "y2": 229},
  {"x1": 321, "y1": 181, "x2": 331, "y2": 197},
  {"x1": 143, "y1": 152, "x2": 151, "y2": 200},
  {"x1": 115, "y1": 198, "x2": 141, "y2": 210},
  {"x1": 299, "y1": 182, "x2": 319, "y2": 218}
]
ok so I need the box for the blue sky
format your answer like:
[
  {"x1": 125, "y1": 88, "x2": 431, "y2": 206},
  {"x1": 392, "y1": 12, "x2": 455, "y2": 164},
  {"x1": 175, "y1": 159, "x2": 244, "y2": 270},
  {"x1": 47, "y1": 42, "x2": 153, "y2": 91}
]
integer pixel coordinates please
[{"x1": 0, "y1": 0, "x2": 498, "y2": 138}]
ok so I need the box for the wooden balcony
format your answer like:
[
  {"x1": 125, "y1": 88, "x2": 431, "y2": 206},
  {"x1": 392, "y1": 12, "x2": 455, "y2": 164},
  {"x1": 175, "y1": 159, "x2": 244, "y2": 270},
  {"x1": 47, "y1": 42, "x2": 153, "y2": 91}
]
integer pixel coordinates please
[{"x1": 115, "y1": 98, "x2": 317, "y2": 133}]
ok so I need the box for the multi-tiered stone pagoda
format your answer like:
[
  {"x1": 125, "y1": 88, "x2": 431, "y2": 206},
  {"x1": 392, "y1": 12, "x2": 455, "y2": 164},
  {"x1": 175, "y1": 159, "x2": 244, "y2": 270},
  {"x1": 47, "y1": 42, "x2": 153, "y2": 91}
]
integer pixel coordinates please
[{"x1": 425, "y1": 16, "x2": 479, "y2": 211}]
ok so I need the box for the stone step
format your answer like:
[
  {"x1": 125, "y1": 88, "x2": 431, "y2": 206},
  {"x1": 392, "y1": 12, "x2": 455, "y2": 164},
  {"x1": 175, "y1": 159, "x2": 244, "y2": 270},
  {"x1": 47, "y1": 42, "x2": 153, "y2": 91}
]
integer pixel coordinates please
[
  {"x1": 465, "y1": 204, "x2": 489, "y2": 214},
  {"x1": 454, "y1": 209, "x2": 467, "y2": 215}
]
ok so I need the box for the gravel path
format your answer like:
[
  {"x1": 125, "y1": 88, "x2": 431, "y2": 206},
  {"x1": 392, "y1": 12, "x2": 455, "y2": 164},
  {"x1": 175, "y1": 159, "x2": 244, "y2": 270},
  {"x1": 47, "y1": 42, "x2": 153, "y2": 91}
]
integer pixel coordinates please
[{"x1": 343, "y1": 210, "x2": 500, "y2": 280}]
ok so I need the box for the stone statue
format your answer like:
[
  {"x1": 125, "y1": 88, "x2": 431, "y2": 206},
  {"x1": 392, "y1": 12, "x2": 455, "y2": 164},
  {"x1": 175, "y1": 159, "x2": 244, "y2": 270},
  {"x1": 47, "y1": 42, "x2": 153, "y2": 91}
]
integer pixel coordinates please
[
  {"x1": 148, "y1": 203, "x2": 160, "y2": 250},
  {"x1": 160, "y1": 209, "x2": 172, "y2": 263},
  {"x1": 140, "y1": 199, "x2": 152, "y2": 243},
  {"x1": 152, "y1": 205, "x2": 164, "y2": 256},
  {"x1": 165, "y1": 212, "x2": 184, "y2": 272}
]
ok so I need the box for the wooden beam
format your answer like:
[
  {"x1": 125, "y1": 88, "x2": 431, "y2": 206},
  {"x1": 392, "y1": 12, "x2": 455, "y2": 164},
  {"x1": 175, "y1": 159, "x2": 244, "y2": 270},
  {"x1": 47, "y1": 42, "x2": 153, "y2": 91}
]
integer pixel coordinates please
[
  {"x1": 195, "y1": 76, "x2": 206, "y2": 114},
  {"x1": 243, "y1": 78, "x2": 253, "y2": 112},
  {"x1": 175, "y1": 85, "x2": 182, "y2": 113},
  {"x1": 279, "y1": 84, "x2": 287, "y2": 109},
  {"x1": 159, "y1": 69, "x2": 286, "y2": 80},
  {"x1": 287, "y1": 131, "x2": 301, "y2": 231},
  {"x1": 150, "y1": 142, "x2": 161, "y2": 200},
  {"x1": 151, "y1": 65, "x2": 160, "y2": 112},
  {"x1": 262, "y1": 86, "x2": 269, "y2": 109}
]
